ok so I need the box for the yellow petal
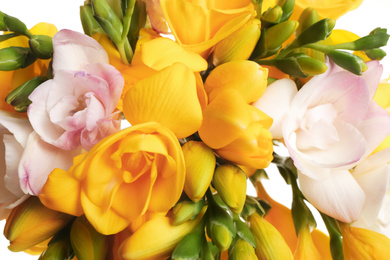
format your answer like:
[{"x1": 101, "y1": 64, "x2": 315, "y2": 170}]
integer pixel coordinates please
[
  {"x1": 311, "y1": 229, "x2": 332, "y2": 259},
  {"x1": 293, "y1": 227, "x2": 322, "y2": 260},
  {"x1": 123, "y1": 63, "x2": 202, "y2": 138},
  {"x1": 205, "y1": 60, "x2": 268, "y2": 103},
  {"x1": 140, "y1": 37, "x2": 208, "y2": 71},
  {"x1": 120, "y1": 207, "x2": 206, "y2": 260},
  {"x1": 340, "y1": 223, "x2": 390, "y2": 259}
]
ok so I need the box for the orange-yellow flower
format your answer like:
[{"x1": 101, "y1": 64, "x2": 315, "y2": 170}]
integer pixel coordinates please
[
  {"x1": 340, "y1": 222, "x2": 390, "y2": 259},
  {"x1": 39, "y1": 122, "x2": 185, "y2": 235},
  {"x1": 198, "y1": 89, "x2": 273, "y2": 169},
  {"x1": 160, "y1": 0, "x2": 256, "y2": 57},
  {"x1": 0, "y1": 23, "x2": 57, "y2": 112},
  {"x1": 123, "y1": 63, "x2": 203, "y2": 139}
]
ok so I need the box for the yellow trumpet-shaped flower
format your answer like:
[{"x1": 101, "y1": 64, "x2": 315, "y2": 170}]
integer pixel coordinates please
[
  {"x1": 0, "y1": 22, "x2": 57, "y2": 112},
  {"x1": 212, "y1": 19, "x2": 261, "y2": 66},
  {"x1": 119, "y1": 207, "x2": 206, "y2": 260},
  {"x1": 40, "y1": 122, "x2": 185, "y2": 235},
  {"x1": 213, "y1": 164, "x2": 247, "y2": 214},
  {"x1": 123, "y1": 63, "x2": 203, "y2": 139},
  {"x1": 199, "y1": 89, "x2": 273, "y2": 169},
  {"x1": 204, "y1": 60, "x2": 268, "y2": 104},
  {"x1": 4, "y1": 197, "x2": 73, "y2": 252},
  {"x1": 160, "y1": 0, "x2": 256, "y2": 57},
  {"x1": 340, "y1": 222, "x2": 390, "y2": 259},
  {"x1": 249, "y1": 212, "x2": 293, "y2": 260},
  {"x1": 182, "y1": 141, "x2": 216, "y2": 202}
]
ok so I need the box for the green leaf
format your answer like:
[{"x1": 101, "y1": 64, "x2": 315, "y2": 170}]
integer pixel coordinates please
[{"x1": 233, "y1": 215, "x2": 256, "y2": 247}]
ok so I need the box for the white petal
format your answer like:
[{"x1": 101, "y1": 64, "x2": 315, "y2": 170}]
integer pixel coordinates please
[
  {"x1": 253, "y1": 78, "x2": 297, "y2": 139},
  {"x1": 299, "y1": 169, "x2": 365, "y2": 223},
  {"x1": 52, "y1": 29, "x2": 109, "y2": 73},
  {"x1": 0, "y1": 111, "x2": 33, "y2": 147},
  {"x1": 18, "y1": 132, "x2": 81, "y2": 195}
]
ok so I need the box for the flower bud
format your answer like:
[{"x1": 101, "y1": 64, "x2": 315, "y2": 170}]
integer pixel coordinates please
[
  {"x1": 182, "y1": 141, "x2": 216, "y2": 202},
  {"x1": 5, "y1": 76, "x2": 46, "y2": 112},
  {"x1": 248, "y1": 213, "x2": 293, "y2": 260},
  {"x1": 91, "y1": 0, "x2": 123, "y2": 44},
  {"x1": 80, "y1": 5, "x2": 104, "y2": 36},
  {"x1": 120, "y1": 207, "x2": 206, "y2": 260},
  {"x1": 4, "y1": 197, "x2": 74, "y2": 252},
  {"x1": 0, "y1": 47, "x2": 36, "y2": 71},
  {"x1": 29, "y1": 35, "x2": 53, "y2": 59},
  {"x1": 38, "y1": 223, "x2": 74, "y2": 260},
  {"x1": 208, "y1": 223, "x2": 233, "y2": 252},
  {"x1": 172, "y1": 199, "x2": 204, "y2": 226},
  {"x1": 212, "y1": 19, "x2": 261, "y2": 66},
  {"x1": 327, "y1": 49, "x2": 367, "y2": 75},
  {"x1": 266, "y1": 21, "x2": 299, "y2": 50},
  {"x1": 229, "y1": 239, "x2": 258, "y2": 260},
  {"x1": 70, "y1": 216, "x2": 109, "y2": 260},
  {"x1": 297, "y1": 8, "x2": 319, "y2": 35},
  {"x1": 213, "y1": 164, "x2": 247, "y2": 214},
  {"x1": 0, "y1": 12, "x2": 31, "y2": 36},
  {"x1": 262, "y1": 6, "x2": 283, "y2": 24},
  {"x1": 0, "y1": 11, "x2": 6, "y2": 29}
]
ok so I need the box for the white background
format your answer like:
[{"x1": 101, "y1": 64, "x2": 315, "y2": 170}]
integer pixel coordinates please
[{"x1": 0, "y1": 0, "x2": 389, "y2": 259}]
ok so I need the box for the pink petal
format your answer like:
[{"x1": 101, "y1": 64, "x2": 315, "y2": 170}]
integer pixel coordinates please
[
  {"x1": 299, "y1": 169, "x2": 365, "y2": 223},
  {"x1": 18, "y1": 132, "x2": 81, "y2": 195},
  {"x1": 253, "y1": 78, "x2": 297, "y2": 139},
  {"x1": 361, "y1": 60, "x2": 383, "y2": 99},
  {"x1": 52, "y1": 29, "x2": 109, "y2": 73}
]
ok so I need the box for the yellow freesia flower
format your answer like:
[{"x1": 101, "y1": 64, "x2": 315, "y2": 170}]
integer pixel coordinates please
[
  {"x1": 39, "y1": 122, "x2": 185, "y2": 235},
  {"x1": 123, "y1": 63, "x2": 203, "y2": 139},
  {"x1": 160, "y1": 0, "x2": 256, "y2": 57},
  {"x1": 0, "y1": 22, "x2": 57, "y2": 112},
  {"x1": 293, "y1": 227, "x2": 322, "y2": 260},
  {"x1": 291, "y1": 0, "x2": 363, "y2": 20},
  {"x1": 340, "y1": 222, "x2": 390, "y2": 259},
  {"x1": 204, "y1": 60, "x2": 268, "y2": 104},
  {"x1": 199, "y1": 89, "x2": 273, "y2": 169}
]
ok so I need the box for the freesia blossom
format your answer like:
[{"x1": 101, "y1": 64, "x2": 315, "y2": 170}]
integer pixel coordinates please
[
  {"x1": 39, "y1": 122, "x2": 185, "y2": 235},
  {"x1": 28, "y1": 29, "x2": 124, "y2": 151},
  {"x1": 0, "y1": 111, "x2": 77, "y2": 219},
  {"x1": 254, "y1": 60, "x2": 390, "y2": 222}
]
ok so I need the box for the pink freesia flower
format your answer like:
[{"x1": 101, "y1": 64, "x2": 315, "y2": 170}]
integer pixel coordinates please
[
  {"x1": 28, "y1": 29, "x2": 124, "y2": 151},
  {"x1": 254, "y1": 60, "x2": 390, "y2": 222},
  {"x1": 0, "y1": 111, "x2": 78, "y2": 219}
]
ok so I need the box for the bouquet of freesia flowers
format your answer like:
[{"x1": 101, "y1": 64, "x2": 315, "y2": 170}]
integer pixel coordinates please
[{"x1": 1, "y1": 0, "x2": 390, "y2": 259}]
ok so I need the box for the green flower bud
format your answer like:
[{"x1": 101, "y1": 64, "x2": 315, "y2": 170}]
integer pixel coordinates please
[
  {"x1": 80, "y1": 5, "x2": 104, "y2": 36},
  {"x1": 70, "y1": 216, "x2": 109, "y2": 260},
  {"x1": 365, "y1": 48, "x2": 387, "y2": 60},
  {"x1": 92, "y1": 0, "x2": 123, "y2": 44},
  {"x1": 350, "y1": 33, "x2": 389, "y2": 50},
  {"x1": 294, "y1": 54, "x2": 328, "y2": 76},
  {"x1": 0, "y1": 13, "x2": 31, "y2": 36},
  {"x1": 29, "y1": 35, "x2": 53, "y2": 59},
  {"x1": 297, "y1": 8, "x2": 320, "y2": 35},
  {"x1": 327, "y1": 50, "x2": 367, "y2": 75},
  {"x1": 173, "y1": 199, "x2": 204, "y2": 226},
  {"x1": 229, "y1": 239, "x2": 258, "y2": 260},
  {"x1": 0, "y1": 47, "x2": 36, "y2": 71},
  {"x1": 127, "y1": 0, "x2": 147, "y2": 50},
  {"x1": 277, "y1": 0, "x2": 295, "y2": 22},
  {"x1": 4, "y1": 197, "x2": 74, "y2": 252},
  {"x1": 294, "y1": 18, "x2": 335, "y2": 48},
  {"x1": 208, "y1": 223, "x2": 233, "y2": 252},
  {"x1": 266, "y1": 20, "x2": 299, "y2": 50},
  {"x1": 5, "y1": 76, "x2": 46, "y2": 112},
  {"x1": 213, "y1": 164, "x2": 247, "y2": 214},
  {"x1": 39, "y1": 222, "x2": 74, "y2": 260},
  {"x1": 261, "y1": 6, "x2": 283, "y2": 24}
]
